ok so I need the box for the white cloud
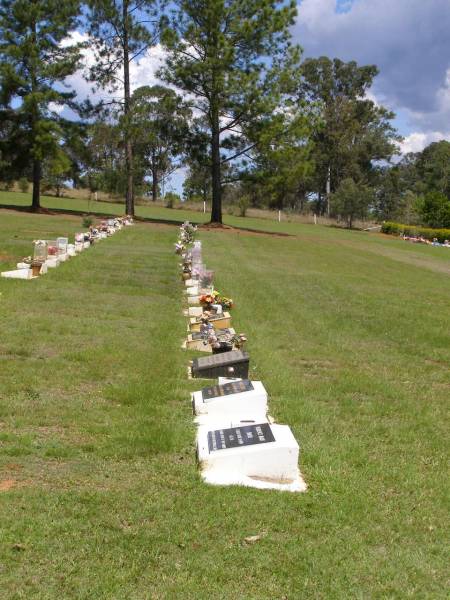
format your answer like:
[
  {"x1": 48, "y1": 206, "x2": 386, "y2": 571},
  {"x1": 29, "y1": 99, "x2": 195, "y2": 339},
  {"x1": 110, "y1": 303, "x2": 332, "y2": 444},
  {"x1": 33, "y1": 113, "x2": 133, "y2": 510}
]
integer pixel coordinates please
[
  {"x1": 60, "y1": 31, "x2": 166, "y2": 108},
  {"x1": 399, "y1": 131, "x2": 450, "y2": 155}
]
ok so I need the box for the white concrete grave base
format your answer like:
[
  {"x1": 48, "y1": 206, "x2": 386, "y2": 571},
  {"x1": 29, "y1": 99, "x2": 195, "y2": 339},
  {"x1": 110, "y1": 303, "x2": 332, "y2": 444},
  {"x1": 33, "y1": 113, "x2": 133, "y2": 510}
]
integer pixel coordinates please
[
  {"x1": 197, "y1": 423, "x2": 306, "y2": 492},
  {"x1": 188, "y1": 306, "x2": 203, "y2": 317},
  {"x1": 188, "y1": 295, "x2": 200, "y2": 305},
  {"x1": 185, "y1": 279, "x2": 198, "y2": 287},
  {"x1": 83, "y1": 241, "x2": 90, "y2": 249},
  {"x1": 192, "y1": 380, "x2": 268, "y2": 425},
  {"x1": 74, "y1": 242, "x2": 84, "y2": 253},
  {"x1": 58, "y1": 253, "x2": 69, "y2": 262},
  {"x1": 1, "y1": 268, "x2": 33, "y2": 280},
  {"x1": 67, "y1": 245, "x2": 76, "y2": 257},
  {"x1": 186, "y1": 286, "x2": 199, "y2": 296},
  {"x1": 45, "y1": 257, "x2": 60, "y2": 268}
]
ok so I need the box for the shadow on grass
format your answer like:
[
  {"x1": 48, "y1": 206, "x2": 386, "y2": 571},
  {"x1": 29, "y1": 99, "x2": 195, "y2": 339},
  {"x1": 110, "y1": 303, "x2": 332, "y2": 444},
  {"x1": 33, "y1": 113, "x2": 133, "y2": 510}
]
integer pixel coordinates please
[{"x1": 0, "y1": 203, "x2": 294, "y2": 237}]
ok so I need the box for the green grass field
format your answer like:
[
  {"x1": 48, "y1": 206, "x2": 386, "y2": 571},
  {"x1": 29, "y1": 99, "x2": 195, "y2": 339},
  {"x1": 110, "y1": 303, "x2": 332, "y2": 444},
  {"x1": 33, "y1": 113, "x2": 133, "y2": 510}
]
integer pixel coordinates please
[{"x1": 0, "y1": 205, "x2": 449, "y2": 599}]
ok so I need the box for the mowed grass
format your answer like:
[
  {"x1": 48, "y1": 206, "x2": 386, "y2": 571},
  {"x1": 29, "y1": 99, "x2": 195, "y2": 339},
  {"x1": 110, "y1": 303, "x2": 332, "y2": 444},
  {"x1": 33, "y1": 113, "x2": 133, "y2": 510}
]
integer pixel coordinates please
[{"x1": 0, "y1": 208, "x2": 449, "y2": 599}]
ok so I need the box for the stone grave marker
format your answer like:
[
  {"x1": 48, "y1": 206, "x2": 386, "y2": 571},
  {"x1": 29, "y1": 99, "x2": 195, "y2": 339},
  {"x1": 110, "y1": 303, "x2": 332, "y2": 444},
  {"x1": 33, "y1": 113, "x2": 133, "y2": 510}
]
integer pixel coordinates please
[
  {"x1": 192, "y1": 379, "x2": 268, "y2": 424},
  {"x1": 191, "y1": 350, "x2": 249, "y2": 379},
  {"x1": 197, "y1": 423, "x2": 306, "y2": 492}
]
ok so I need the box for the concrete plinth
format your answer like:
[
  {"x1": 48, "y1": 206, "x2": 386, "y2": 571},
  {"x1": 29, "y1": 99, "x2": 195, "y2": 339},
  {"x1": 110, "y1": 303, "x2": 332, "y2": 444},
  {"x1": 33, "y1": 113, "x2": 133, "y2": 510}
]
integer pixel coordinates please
[
  {"x1": 192, "y1": 380, "x2": 268, "y2": 424},
  {"x1": 197, "y1": 423, "x2": 306, "y2": 492}
]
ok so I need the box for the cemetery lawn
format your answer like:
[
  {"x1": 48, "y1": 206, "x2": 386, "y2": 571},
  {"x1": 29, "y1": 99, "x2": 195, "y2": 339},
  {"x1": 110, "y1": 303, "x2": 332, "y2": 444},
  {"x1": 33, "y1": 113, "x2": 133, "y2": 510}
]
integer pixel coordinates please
[{"x1": 0, "y1": 208, "x2": 449, "y2": 599}]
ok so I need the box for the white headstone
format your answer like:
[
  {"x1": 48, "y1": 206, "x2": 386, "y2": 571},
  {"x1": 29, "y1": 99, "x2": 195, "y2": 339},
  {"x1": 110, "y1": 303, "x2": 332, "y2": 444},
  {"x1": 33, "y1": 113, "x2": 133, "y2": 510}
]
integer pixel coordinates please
[
  {"x1": 197, "y1": 422, "x2": 306, "y2": 492},
  {"x1": 186, "y1": 286, "x2": 199, "y2": 296},
  {"x1": 1, "y1": 268, "x2": 32, "y2": 280},
  {"x1": 192, "y1": 379, "x2": 268, "y2": 425},
  {"x1": 45, "y1": 257, "x2": 60, "y2": 268}
]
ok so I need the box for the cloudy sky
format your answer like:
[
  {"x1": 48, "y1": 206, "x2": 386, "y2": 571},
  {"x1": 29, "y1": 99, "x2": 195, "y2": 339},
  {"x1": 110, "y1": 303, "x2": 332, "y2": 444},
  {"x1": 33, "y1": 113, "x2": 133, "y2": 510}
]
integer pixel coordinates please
[
  {"x1": 294, "y1": 0, "x2": 450, "y2": 153},
  {"x1": 64, "y1": 0, "x2": 449, "y2": 191}
]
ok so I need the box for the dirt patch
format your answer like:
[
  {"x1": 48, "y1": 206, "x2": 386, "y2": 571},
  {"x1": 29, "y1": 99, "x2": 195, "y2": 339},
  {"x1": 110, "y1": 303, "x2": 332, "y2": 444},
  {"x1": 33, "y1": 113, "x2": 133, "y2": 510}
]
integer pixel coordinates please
[
  {"x1": 0, "y1": 254, "x2": 15, "y2": 261},
  {"x1": 0, "y1": 479, "x2": 16, "y2": 491}
]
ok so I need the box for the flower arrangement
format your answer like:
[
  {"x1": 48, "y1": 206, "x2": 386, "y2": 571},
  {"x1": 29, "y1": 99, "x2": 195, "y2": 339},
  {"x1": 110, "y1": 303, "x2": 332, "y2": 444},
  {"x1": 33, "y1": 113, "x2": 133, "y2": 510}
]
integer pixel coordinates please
[
  {"x1": 179, "y1": 221, "x2": 197, "y2": 244},
  {"x1": 200, "y1": 290, "x2": 233, "y2": 310},
  {"x1": 174, "y1": 241, "x2": 185, "y2": 255}
]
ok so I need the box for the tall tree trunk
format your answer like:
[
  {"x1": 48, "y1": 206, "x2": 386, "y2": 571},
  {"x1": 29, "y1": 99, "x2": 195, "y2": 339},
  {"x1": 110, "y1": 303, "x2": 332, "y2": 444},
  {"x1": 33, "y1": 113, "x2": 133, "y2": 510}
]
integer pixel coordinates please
[
  {"x1": 123, "y1": 0, "x2": 134, "y2": 216},
  {"x1": 326, "y1": 165, "x2": 331, "y2": 216},
  {"x1": 31, "y1": 159, "x2": 41, "y2": 211},
  {"x1": 210, "y1": 101, "x2": 222, "y2": 224},
  {"x1": 151, "y1": 152, "x2": 158, "y2": 202},
  {"x1": 30, "y1": 18, "x2": 40, "y2": 212}
]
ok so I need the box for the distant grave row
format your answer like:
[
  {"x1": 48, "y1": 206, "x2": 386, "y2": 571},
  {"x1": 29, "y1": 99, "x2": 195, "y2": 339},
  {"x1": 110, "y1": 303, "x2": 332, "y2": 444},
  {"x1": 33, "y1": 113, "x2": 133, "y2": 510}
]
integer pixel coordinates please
[{"x1": 1, "y1": 216, "x2": 133, "y2": 280}]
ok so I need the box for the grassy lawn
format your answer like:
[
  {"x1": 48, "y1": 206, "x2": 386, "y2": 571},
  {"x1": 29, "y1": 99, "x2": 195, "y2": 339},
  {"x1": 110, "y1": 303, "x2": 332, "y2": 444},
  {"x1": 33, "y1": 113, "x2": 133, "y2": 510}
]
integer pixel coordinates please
[{"x1": 0, "y1": 208, "x2": 448, "y2": 599}]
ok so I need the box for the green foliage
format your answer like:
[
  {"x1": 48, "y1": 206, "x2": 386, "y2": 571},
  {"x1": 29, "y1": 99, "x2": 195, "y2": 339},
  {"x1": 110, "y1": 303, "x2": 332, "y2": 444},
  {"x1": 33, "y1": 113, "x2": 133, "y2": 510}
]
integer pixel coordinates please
[
  {"x1": 164, "y1": 191, "x2": 180, "y2": 208},
  {"x1": 237, "y1": 195, "x2": 250, "y2": 217},
  {"x1": 242, "y1": 109, "x2": 314, "y2": 210},
  {"x1": 381, "y1": 221, "x2": 450, "y2": 243},
  {"x1": 18, "y1": 177, "x2": 29, "y2": 193},
  {"x1": 131, "y1": 85, "x2": 191, "y2": 203},
  {"x1": 0, "y1": 0, "x2": 82, "y2": 209},
  {"x1": 161, "y1": 0, "x2": 300, "y2": 223},
  {"x1": 331, "y1": 177, "x2": 374, "y2": 228},
  {"x1": 300, "y1": 57, "x2": 401, "y2": 214},
  {"x1": 417, "y1": 191, "x2": 450, "y2": 229},
  {"x1": 82, "y1": 215, "x2": 94, "y2": 228},
  {"x1": 416, "y1": 140, "x2": 450, "y2": 198},
  {"x1": 85, "y1": 0, "x2": 161, "y2": 216}
]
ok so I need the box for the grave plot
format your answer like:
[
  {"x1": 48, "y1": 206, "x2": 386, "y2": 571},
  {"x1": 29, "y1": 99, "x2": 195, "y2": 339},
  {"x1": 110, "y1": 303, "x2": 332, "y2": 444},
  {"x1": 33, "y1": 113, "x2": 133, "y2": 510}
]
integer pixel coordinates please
[
  {"x1": 189, "y1": 312, "x2": 232, "y2": 331},
  {"x1": 176, "y1": 221, "x2": 306, "y2": 493},
  {"x1": 183, "y1": 328, "x2": 236, "y2": 352}
]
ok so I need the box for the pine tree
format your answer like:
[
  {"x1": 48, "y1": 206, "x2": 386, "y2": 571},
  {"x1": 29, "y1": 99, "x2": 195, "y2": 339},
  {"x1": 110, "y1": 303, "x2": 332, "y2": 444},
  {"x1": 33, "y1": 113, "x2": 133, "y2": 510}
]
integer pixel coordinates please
[
  {"x1": 161, "y1": 0, "x2": 298, "y2": 224},
  {"x1": 0, "y1": 0, "x2": 82, "y2": 210},
  {"x1": 86, "y1": 0, "x2": 161, "y2": 216}
]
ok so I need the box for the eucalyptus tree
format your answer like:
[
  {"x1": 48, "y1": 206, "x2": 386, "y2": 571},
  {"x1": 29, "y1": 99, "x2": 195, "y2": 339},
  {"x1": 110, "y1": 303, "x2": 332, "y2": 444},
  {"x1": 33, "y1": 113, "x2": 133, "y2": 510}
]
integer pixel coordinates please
[
  {"x1": 86, "y1": 0, "x2": 163, "y2": 215},
  {"x1": 0, "y1": 0, "x2": 82, "y2": 210},
  {"x1": 300, "y1": 57, "x2": 400, "y2": 214},
  {"x1": 130, "y1": 85, "x2": 190, "y2": 202},
  {"x1": 161, "y1": 0, "x2": 299, "y2": 224}
]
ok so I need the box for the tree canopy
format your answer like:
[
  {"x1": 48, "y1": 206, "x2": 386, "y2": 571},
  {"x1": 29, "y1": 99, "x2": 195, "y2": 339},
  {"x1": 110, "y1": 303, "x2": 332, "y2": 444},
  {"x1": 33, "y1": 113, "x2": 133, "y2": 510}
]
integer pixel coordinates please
[{"x1": 0, "y1": 0, "x2": 82, "y2": 209}]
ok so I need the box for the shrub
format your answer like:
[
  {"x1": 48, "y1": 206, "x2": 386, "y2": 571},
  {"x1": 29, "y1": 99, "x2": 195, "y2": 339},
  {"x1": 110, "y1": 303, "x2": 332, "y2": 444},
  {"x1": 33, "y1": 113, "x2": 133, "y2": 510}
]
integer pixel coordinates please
[
  {"x1": 18, "y1": 178, "x2": 29, "y2": 193},
  {"x1": 418, "y1": 191, "x2": 450, "y2": 228},
  {"x1": 237, "y1": 195, "x2": 250, "y2": 217},
  {"x1": 165, "y1": 192, "x2": 180, "y2": 208},
  {"x1": 381, "y1": 221, "x2": 450, "y2": 243},
  {"x1": 82, "y1": 215, "x2": 94, "y2": 228}
]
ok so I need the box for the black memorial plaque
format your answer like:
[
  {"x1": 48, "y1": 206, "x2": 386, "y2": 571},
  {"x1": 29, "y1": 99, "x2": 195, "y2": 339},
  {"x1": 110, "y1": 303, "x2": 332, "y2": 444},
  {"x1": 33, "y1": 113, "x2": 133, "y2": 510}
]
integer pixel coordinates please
[
  {"x1": 202, "y1": 379, "x2": 254, "y2": 402},
  {"x1": 208, "y1": 423, "x2": 275, "y2": 452},
  {"x1": 191, "y1": 350, "x2": 249, "y2": 379},
  {"x1": 191, "y1": 332, "x2": 204, "y2": 341}
]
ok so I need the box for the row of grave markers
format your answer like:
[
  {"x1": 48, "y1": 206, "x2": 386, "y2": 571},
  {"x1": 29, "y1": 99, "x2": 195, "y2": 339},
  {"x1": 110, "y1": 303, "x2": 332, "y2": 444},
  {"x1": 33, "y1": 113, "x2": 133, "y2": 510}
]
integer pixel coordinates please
[
  {"x1": 1, "y1": 216, "x2": 133, "y2": 280},
  {"x1": 176, "y1": 222, "x2": 306, "y2": 492}
]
